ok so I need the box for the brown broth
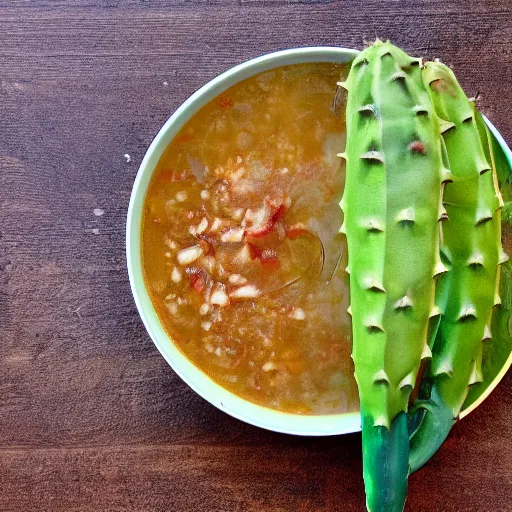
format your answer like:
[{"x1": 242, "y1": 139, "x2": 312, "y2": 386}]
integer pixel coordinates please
[{"x1": 141, "y1": 63, "x2": 359, "y2": 415}]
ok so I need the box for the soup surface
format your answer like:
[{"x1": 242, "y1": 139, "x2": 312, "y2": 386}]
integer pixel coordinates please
[{"x1": 142, "y1": 62, "x2": 359, "y2": 414}]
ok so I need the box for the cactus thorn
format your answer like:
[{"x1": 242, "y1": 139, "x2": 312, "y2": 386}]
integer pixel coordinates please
[
  {"x1": 499, "y1": 247, "x2": 509, "y2": 265},
  {"x1": 482, "y1": 324, "x2": 492, "y2": 341},
  {"x1": 467, "y1": 252, "x2": 485, "y2": 268},
  {"x1": 468, "y1": 360, "x2": 484, "y2": 385},
  {"x1": 336, "y1": 81, "x2": 348, "y2": 90},
  {"x1": 373, "y1": 370, "x2": 390, "y2": 386},
  {"x1": 457, "y1": 305, "x2": 477, "y2": 321},
  {"x1": 364, "y1": 317, "x2": 385, "y2": 333},
  {"x1": 421, "y1": 344, "x2": 432, "y2": 359},
  {"x1": 434, "y1": 360, "x2": 454, "y2": 377},
  {"x1": 363, "y1": 276, "x2": 386, "y2": 293},
  {"x1": 360, "y1": 150, "x2": 385, "y2": 163},
  {"x1": 429, "y1": 305, "x2": 441, "y2": 318},
  {"x1": 438, "y1": 203, "x2": 449, "y2": 221},
  {"x1": 337, "y1": 152, "x2": 347, "y2": 160},
  {"x1": 494, "y1": 293, "x2": 502, "y2": 306},
  {"x1": 413, "y1": 105, "x2": 429, "y2": 116},
  {"x1": 364, "y1": 218, "x2": 384, "y2": 232},
  {"x1": 347, "y1": 305, "x2": 352, "y2": 316},
  {"x1": 390, "y1": 70, "x2": 408, "y2": 82},
  {"x1": 373, "y1": 416, "x2": 390, "y2": 429},
  {"x1": 475, "y1": 209, "x2": 493, "y2": 226},
  {"x1": 395, "y1": 208, "x2": 415, "y2": 224},
  {"x1": 441, "y1": 167, "x2": 454, "y2": 183},
  {"x1": 433, "y1": 260, "x2": 448, "y2": 277},
  {"x1": 340, "y1": 220, "x2": 346, "y2": 234},
  {"x1": 358, "y1": 104, "x2": 377, "y2": 116},
  {"x1": 394, "y1": 295, "x2": 413, "y2": 310},
  {"x1": 399, "y1": 373, "x2": 415, "y2": 390},
  {"x1": 439, "y1": 119, "x2": 456, "y2": 134}
]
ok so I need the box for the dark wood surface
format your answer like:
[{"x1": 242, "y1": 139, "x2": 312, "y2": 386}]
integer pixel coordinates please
[{"x1": 1, "y1": 1, "x2": 511, "y2": 510}]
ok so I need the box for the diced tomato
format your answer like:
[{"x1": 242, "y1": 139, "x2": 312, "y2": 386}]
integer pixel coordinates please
[
  {"x1": 185, "y1": 267, "x2": 207, "y2": 294},
  {"x1": 259, "y1": 249, "x2": 280, "y2": 269},
  {"x1": 218, "y1": 96, "x2": 234, "y2": 109},
  {"x1": 271, "y1": 204, "x2": 286, "y2": 223},
  {"x1": 244, "y1": 196, "x2": 286, "y2": 238},
  {"x1": 246, "y1": 243, "x2": 279, "y2": 269}
]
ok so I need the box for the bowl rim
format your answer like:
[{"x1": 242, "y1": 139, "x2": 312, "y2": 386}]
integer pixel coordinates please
[{"x1": 126, "y1": 46, "x2": 512, "y2": 436}]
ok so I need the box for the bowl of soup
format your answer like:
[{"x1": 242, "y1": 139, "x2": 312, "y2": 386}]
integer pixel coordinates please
[{"x1": 126, "y1": 47, "x2": 512, "y2": 435}]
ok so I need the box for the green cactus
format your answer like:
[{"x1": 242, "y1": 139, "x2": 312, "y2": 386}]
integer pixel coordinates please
[
  {"x1": 340, "y1": 41, "x2": 447, "y2": 511},
  {"x1": 408, "y1": 61, "x2": 506, "y2": 473}
]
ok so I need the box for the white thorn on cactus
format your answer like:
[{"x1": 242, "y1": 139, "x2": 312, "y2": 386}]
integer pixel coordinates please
[
  {"x1": 413, "y1": 105, "x2": 429, "y2": 116},
  {"x1": 362, "y1": 276, "x2": 386, "y2": 293},
  {"x1": 345, "y1": 265, "x2": 351, "y2": 274},
  {"x1": 475, "y1": 208, "x2": 493, "y2": 225},
  {"x1": 433, "y1": 260, "x2": 448, "y2": 277},
  {"x1": 421, "y1": 344, "x2": 432, "y2": 359},
  {"x1": 458, "y1": 305, "x2": 477, "y2": 321},
  {"x1": 373, "y1": 416, "x2": 390, "y2": 429},
  {"x1": 337, "y1": 152, "x2": 347, "y2": 160},
  {"x1": 429, "y1": 305, "x2": 441, "y2": 318},
  {"x1": 467, "y1": 252, "x2": 485, "y2": 268},
  {"x1": 336, "y1": 81, "x2": 348, "y2": 90},
  {"x1": 468, "y1": 360, "x2": 484, "y2": 385},
  {"x1": 395, "y1": 208, "x2": 415, "y2": 224},
  {"x1": 339, "y1": 195, "x2": 345, "y2": 211},
  {"x1": 390, "y1": 70, "x2": 407, "y2": 82},
  {"x1": 482, "y1": 324, "x2": 492, "y2": 341},
  {"x1": 434, "y1": 359, "x2": 454, "y2": 377},
  {"x1": 441, "y1": 167, "x2": 454, "y2": 183},
  {"x1": 364, "y1": 316, "x2": 385, "y2": 333},
  {"x1": 439, "y1": 119, "x2": 456, "y2": 134},
  {"x1": 499, "y1": 247, "x2": 509, "y2": 265},
  {"x1": 399, "y1": 372, "x2": 415, "y2": 390},
  {"x1": 394, "y1": 295, "x2": 413, "y2": 310},
  {"x1": 340, "y1": 221, "x2": 346, "y2": 234},
  {"x1": 494, "y1": 293, "x2": 502, "y2": 306},
  {"x1": 373, "y1": 369, "x2": 390, "y2": 385},
  {"x1": 358, "y1": 104, "x2": 376, "y2": 116},
  {"x1": 347, "y1": 305, "x2": 352, "y2": 316},
  {"x1": 360, "y1": 151, "x2": 385, "y2": 164},
  {"x1": 363, "y1": 218, "x2": 384, "y2": 232},
  {"x1": 438, "y1": 203, "x2": 448, "y2": 221}
]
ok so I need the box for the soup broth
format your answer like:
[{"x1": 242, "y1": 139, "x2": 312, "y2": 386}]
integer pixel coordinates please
[{"x1": 141, "y1": 63, "x2": 358, "y2": 414}]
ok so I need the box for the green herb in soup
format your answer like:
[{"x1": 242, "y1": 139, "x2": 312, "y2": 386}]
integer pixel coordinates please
[{"x1": 141, "y1": 63, "x2": 358, "y2": 415}]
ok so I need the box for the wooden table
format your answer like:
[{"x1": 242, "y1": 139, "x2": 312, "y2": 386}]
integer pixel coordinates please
[{"x1": 1, "y1": 2, "x2": 511, "y2": 510}]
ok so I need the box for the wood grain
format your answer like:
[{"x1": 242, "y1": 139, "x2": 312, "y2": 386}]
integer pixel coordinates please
[{"x1": 0, "y1": 1, "x2": 511, "y2": 510}]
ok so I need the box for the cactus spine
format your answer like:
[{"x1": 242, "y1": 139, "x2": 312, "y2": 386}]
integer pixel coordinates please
[
  {"x1": 341, "y1": 41, "x2": 446, "y2": 511},
  {"x1": 409, "y1": 61, "x2": 506, "y2": 472}
]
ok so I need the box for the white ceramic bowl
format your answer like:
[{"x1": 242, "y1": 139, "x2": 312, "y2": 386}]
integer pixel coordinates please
[
  {"x1": 126, "y1": 47, "x2": 512, "y2": 436},
  {"x1": 126, "y1": 47, "x2": 360, "y2": 436}
]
